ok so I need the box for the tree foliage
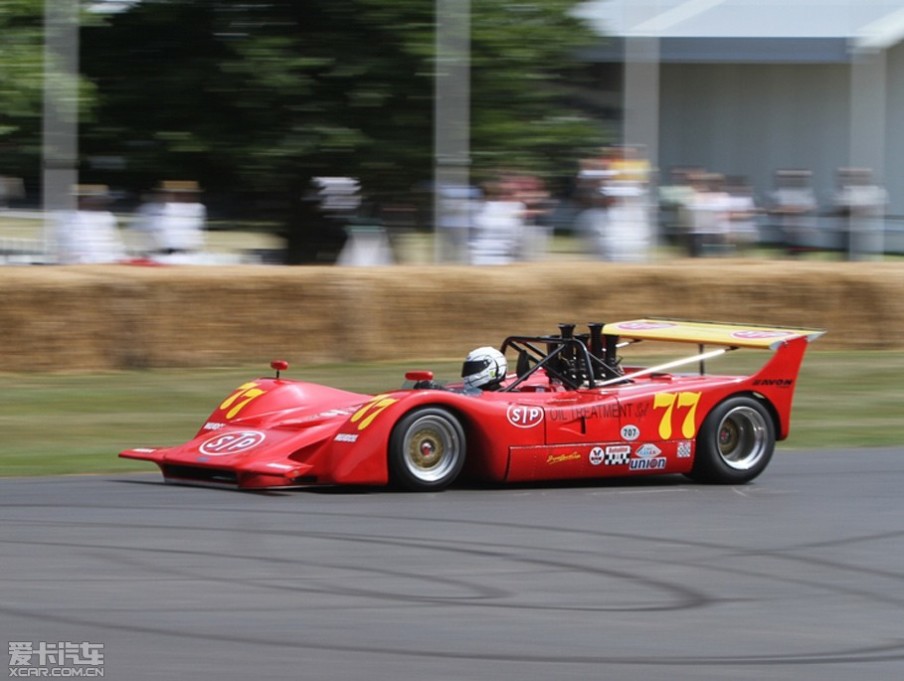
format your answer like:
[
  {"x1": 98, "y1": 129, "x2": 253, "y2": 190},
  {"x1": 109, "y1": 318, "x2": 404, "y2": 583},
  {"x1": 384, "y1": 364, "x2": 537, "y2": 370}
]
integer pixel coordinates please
[
  {"x1": 0, "y1": 0, "x2": 47, "y2": 173},
  {"x1": 79, "y1": 0, "x2": 604, "y2": 207}
]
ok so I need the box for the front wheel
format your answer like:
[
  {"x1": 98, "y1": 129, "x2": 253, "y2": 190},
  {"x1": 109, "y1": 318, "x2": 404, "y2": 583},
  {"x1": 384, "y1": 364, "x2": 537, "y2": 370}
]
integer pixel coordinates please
[
  {"x1": 689, "y1": 396, "x2": 775, "y2": 484},
  {"x1": 389, "y1": 407, "x2": 466, "y2": 491}
]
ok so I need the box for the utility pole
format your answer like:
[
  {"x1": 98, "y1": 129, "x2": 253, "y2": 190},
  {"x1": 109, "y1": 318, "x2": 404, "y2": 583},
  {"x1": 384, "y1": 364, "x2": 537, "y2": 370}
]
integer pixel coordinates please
[{"x1": 43, "y1": 0, "x2": 80, "y2": 259}]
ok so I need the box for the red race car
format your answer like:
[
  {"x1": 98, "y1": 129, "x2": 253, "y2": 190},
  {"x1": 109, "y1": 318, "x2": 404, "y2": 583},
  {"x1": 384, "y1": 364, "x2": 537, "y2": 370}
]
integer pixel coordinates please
[{"x1": 120, "y1": 319, "x2": 823, "y2": 491}]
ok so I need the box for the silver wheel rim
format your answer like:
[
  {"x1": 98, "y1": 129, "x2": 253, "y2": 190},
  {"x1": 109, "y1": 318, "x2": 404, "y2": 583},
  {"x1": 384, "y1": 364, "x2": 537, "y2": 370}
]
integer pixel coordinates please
[
  {"x1": 401, "y1": 415, "x2": 462, "y2": 483},
  {"x1": 716, "y1": 406, "x2": 769, "y2": 471}
]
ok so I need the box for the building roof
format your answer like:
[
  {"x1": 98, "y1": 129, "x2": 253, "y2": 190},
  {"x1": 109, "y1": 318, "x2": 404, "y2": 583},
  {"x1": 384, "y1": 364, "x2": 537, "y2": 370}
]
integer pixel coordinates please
[{"x1": 576, "y1": 0, "x2": 904, "y2": 54}]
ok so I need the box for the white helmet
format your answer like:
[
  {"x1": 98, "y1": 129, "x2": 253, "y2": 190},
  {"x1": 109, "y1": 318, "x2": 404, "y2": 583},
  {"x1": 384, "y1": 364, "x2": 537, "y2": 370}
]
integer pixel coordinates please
[{"x1": 461, "y1": 346, "x2": 507, "y2": 389}]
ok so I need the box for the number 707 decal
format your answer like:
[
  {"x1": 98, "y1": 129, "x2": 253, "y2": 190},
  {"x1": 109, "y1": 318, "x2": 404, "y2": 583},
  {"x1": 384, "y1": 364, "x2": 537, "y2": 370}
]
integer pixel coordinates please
[{"x1": 653, "y1": 392, "x2": 702, "y2": 439}]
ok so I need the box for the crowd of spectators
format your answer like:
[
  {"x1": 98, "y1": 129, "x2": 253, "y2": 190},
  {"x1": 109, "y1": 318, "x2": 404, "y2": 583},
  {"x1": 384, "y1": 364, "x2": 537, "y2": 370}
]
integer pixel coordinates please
[
  {"x1": 659, "y1": 166, "x2": 888, "y2": 258},
  {"x1": 0, "y1": 153, "x2": 893, "y2": 266}
]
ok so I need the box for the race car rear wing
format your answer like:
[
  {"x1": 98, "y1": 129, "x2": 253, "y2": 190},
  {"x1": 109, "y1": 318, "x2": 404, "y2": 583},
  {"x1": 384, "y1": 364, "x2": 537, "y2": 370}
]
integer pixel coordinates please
[
  {"x1": 500, "y1": 319, "x2": 824, "y2": 390},
  {"x1": 602, "y1": 319, "x2": 826, "y2": 351},
  {"x1": 596, "y1": 319, "x2": 825, "y2": 387}
]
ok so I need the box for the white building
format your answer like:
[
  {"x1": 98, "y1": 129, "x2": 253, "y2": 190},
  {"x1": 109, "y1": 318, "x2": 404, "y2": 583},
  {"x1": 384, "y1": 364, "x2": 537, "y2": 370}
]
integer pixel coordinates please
[{"x1": 576, "y1": 0, "x2": 904, "y2": 254}]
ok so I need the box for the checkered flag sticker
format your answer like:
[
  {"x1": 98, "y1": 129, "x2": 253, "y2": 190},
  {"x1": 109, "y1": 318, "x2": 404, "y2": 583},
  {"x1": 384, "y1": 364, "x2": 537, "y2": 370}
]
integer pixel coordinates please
[{"x1": 603, "y1": 446, "x2": 631, "y2": 465}]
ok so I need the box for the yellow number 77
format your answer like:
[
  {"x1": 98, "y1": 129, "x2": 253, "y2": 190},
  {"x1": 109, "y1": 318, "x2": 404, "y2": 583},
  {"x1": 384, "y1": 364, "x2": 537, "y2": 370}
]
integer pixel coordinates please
[{"x1": 653, "y1": 392, "x2": 702, "y2": 439}]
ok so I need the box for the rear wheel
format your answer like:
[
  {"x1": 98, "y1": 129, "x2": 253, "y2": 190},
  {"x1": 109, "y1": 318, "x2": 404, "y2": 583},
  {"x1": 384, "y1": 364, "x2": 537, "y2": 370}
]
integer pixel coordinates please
[
  {"x1": 389, "y1": 407, "x2": 466, "y2": 491},
  {"x1": 689, "y1": 396, "x2": 775, "y2": 484}
]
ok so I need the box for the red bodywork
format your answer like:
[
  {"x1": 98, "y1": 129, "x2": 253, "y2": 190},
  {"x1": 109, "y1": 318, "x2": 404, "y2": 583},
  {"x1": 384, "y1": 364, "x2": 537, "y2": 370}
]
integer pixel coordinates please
[{"x1": 120, "y1": 320, "x2": 821, "y2": 489}]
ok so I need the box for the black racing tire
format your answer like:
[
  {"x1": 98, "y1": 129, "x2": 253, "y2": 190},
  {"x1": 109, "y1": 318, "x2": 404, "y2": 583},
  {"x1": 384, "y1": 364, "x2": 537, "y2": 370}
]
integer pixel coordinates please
[
  {"x1": 688, "y1": 396, "x2": 775, "y2": 484},
  {"x1": 388, "y1": 407, "x2": 467, "y2": 491}
]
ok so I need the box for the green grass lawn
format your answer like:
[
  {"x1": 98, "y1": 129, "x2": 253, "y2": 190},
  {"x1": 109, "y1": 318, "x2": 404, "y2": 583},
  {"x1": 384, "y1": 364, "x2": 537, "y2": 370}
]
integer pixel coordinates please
[{"x1": 1, "y1": 351, "x2": 901, "y2": 478}]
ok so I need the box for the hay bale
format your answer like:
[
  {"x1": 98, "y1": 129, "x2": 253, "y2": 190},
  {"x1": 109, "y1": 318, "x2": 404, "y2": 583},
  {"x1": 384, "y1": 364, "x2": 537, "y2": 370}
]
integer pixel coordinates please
[{"x1": 0, "y1": 260, "x2": 901, "y2": 372}]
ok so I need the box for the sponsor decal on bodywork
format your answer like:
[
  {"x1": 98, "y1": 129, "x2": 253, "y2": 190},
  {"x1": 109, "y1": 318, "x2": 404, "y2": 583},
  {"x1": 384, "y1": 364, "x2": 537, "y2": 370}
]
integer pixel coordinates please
[
  {"x1": 630, "y1": 443, "x2": 666, "y2": 471},
  {"x1": 677, "y1": 441, "x2": 692, "y2": 458},
  {"x1": 753, "y1": 378, "x2": 794, "y2": 388},
  {"x1": 731, "y1": 330, "x2": 793, "y2": 341},
  {"x1": 548, "y1": 403, "x2": 631, "y2": 422},
  {"x1": 589, "y1": 445, "x2": 632, "y2": 466},
  {"x1": 334, "y1": 433, "x2": 358, "y2": 443},
  {"x1": 634, "y1": 443, "x2": 662, "y2": 459},
  {"x1": 621, "y1": 425, "x2": 640, "y2": 441},
  {"x1": 604, "y1": 445, "x2": 631, "y2": 465},
  {"x1": 218, "y1": 382, "x2": 267, "y2": 420},
  {"x1": 629, "y1": 457, "x2": 666, "y2": 471},
  {"x1": 350, "y1": 395, "x2": 398, "y2": 431},
  {"x1": 547, "y1": 452, "x2": 581, "y2": 465},
  {"x1": 615, "y1": 321, "x2": 678, "y2": 331},
  {"x1": 507, "y1": 405, "x2": 544, "y2": 428},
  {"x1": 199, "y1": 430, "x2": 266, "y2": 456},
  {"x1": 653, "y1": 392, "x2": 701, "y2": 439}
]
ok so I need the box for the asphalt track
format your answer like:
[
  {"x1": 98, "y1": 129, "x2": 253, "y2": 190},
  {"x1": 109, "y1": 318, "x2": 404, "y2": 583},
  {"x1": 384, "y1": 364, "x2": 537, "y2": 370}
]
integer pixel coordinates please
[{"x1": 2, "y1": 448, "x2": 903, "y2": 681}]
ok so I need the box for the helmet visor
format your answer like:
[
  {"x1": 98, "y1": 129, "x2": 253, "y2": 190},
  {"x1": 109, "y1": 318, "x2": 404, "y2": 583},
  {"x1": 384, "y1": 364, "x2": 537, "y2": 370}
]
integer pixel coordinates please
[{"x1": 461, "y1": 358, "x2": 490, "y2": 377}]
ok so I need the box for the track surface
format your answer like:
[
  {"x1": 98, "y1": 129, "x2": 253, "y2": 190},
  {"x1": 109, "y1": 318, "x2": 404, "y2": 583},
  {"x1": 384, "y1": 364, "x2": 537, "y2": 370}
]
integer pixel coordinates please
[{"x1": 2, "y1": 448, "x2": 903, "y2": 680}]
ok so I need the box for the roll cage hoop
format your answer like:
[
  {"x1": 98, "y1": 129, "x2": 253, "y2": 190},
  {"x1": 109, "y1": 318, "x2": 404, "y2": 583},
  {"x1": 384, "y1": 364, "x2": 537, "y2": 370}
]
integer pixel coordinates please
[
  {"x1": 499, "y1": 323, "x2": 622, "y2": 392},
  {"x1": 498, "y1": 322, "x2": 740, "y2": 393}
]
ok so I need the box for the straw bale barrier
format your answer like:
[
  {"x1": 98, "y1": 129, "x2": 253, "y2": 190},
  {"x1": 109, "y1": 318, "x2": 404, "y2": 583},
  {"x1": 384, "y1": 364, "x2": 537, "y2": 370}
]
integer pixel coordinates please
[{"x1": 0, "y1": 260, "x2": 902, "y2": 372}]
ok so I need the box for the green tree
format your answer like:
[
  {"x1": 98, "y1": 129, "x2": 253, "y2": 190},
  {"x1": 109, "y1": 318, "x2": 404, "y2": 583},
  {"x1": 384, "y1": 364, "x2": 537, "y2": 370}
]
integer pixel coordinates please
[
  {"x1": 80, "y1": 0, "x2": 606, "y2": 254},
  {"x1": 0, "y1": 0, "x2": 47, "y2": 178}
]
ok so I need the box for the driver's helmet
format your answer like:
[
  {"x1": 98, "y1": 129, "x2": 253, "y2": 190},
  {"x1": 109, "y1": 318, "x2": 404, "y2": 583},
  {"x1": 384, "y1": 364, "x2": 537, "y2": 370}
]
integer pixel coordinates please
[{"x1": 461, "y1": 346, "x2": 507, "y2": 389}]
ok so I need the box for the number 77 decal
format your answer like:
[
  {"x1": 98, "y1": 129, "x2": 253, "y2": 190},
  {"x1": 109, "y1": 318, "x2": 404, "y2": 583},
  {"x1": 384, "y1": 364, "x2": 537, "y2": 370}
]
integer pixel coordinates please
[{"x1": 653, "y1": 392, "x2": 702, "y2": 439}]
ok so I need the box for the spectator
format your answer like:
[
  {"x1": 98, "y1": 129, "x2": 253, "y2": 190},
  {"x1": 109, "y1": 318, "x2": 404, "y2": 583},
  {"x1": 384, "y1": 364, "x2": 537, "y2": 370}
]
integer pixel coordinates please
[
  {"x1": 576, "y1": 146, "x2": 652, "y2": 262},
  {"x1": 770, "y1": 170, "x2": 817, "y2": 256},
  {"x1": 470, "y1": 177, "x2": 525, "y2": 265},
  {"x1": 834, "y1": 167, "x2": 887, "y2": 260},
  {"x1": 725, "y1": 176, "x2": 760, "y2": 254},
  {"x1": 686, "y1": 173, "x2": 731, "y2": 257},
  {"x1": 54, "y1": 185, "x2": 125, "y2": 264},
  {"x1": 436, "y1": 182, "x2": 480, "y2": 264},
  {"x1": 138, "y1": 180, "x2": 207, "y2": 259},
  {"x1": 574, "y1": 188, "x2": 611, "y2": 259},
  {"x1": 659, "y1": 167, "x2": 700, "y2": 250},
  {"x1": 512, "y1": 175, "x2": 552, "y2": 261}
]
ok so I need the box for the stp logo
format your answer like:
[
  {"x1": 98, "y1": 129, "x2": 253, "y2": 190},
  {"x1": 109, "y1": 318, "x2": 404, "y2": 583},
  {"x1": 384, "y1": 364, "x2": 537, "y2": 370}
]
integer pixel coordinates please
[
  {"x1": 507, "y1": 405, "x2": 544, "y2": 428},
  {"x1": 731, "y1": 330, "x2": 792, "y2": 340},
  {"x1": 616, "y1": 321, "x2": 676, "y2": 331},
  {"x1": 199, "y1": 430, "x2": 266, "y2": 456}
]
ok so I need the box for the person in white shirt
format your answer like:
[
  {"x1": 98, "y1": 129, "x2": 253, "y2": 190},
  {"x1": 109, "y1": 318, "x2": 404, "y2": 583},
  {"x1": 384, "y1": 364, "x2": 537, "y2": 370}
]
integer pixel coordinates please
[
  {"x1": 54, "y1": 185, "x2": 125, "y2": 264},
  {"x1": 141, "y1": 180, "x2": 207, "y2": 257},
  {"x1": 470, "y1": 178, "x2": 525, "y2": 265}
]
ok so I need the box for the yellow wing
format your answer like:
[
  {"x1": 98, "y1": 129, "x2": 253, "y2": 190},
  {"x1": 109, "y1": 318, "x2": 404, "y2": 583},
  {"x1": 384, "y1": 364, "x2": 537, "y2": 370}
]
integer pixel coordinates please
[{"x1": 602, "y1": 319, "x2": 825, "y2": 350}]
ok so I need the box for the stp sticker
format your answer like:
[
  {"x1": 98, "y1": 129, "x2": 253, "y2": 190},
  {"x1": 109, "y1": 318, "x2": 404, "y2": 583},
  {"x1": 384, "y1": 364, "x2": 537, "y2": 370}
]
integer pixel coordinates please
[
  {"x1": 615, "y1": 321, "x2": 677, "y2": 331},
  {"x1": 731, "y1": 330, "x2": 793, "y2": 340},
  {"x1": 199, "y1": 431, "x2": 266, "y2": 456},
  {"x1": 507, "y1": 405, "x2": 544, "y2": 428}
]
